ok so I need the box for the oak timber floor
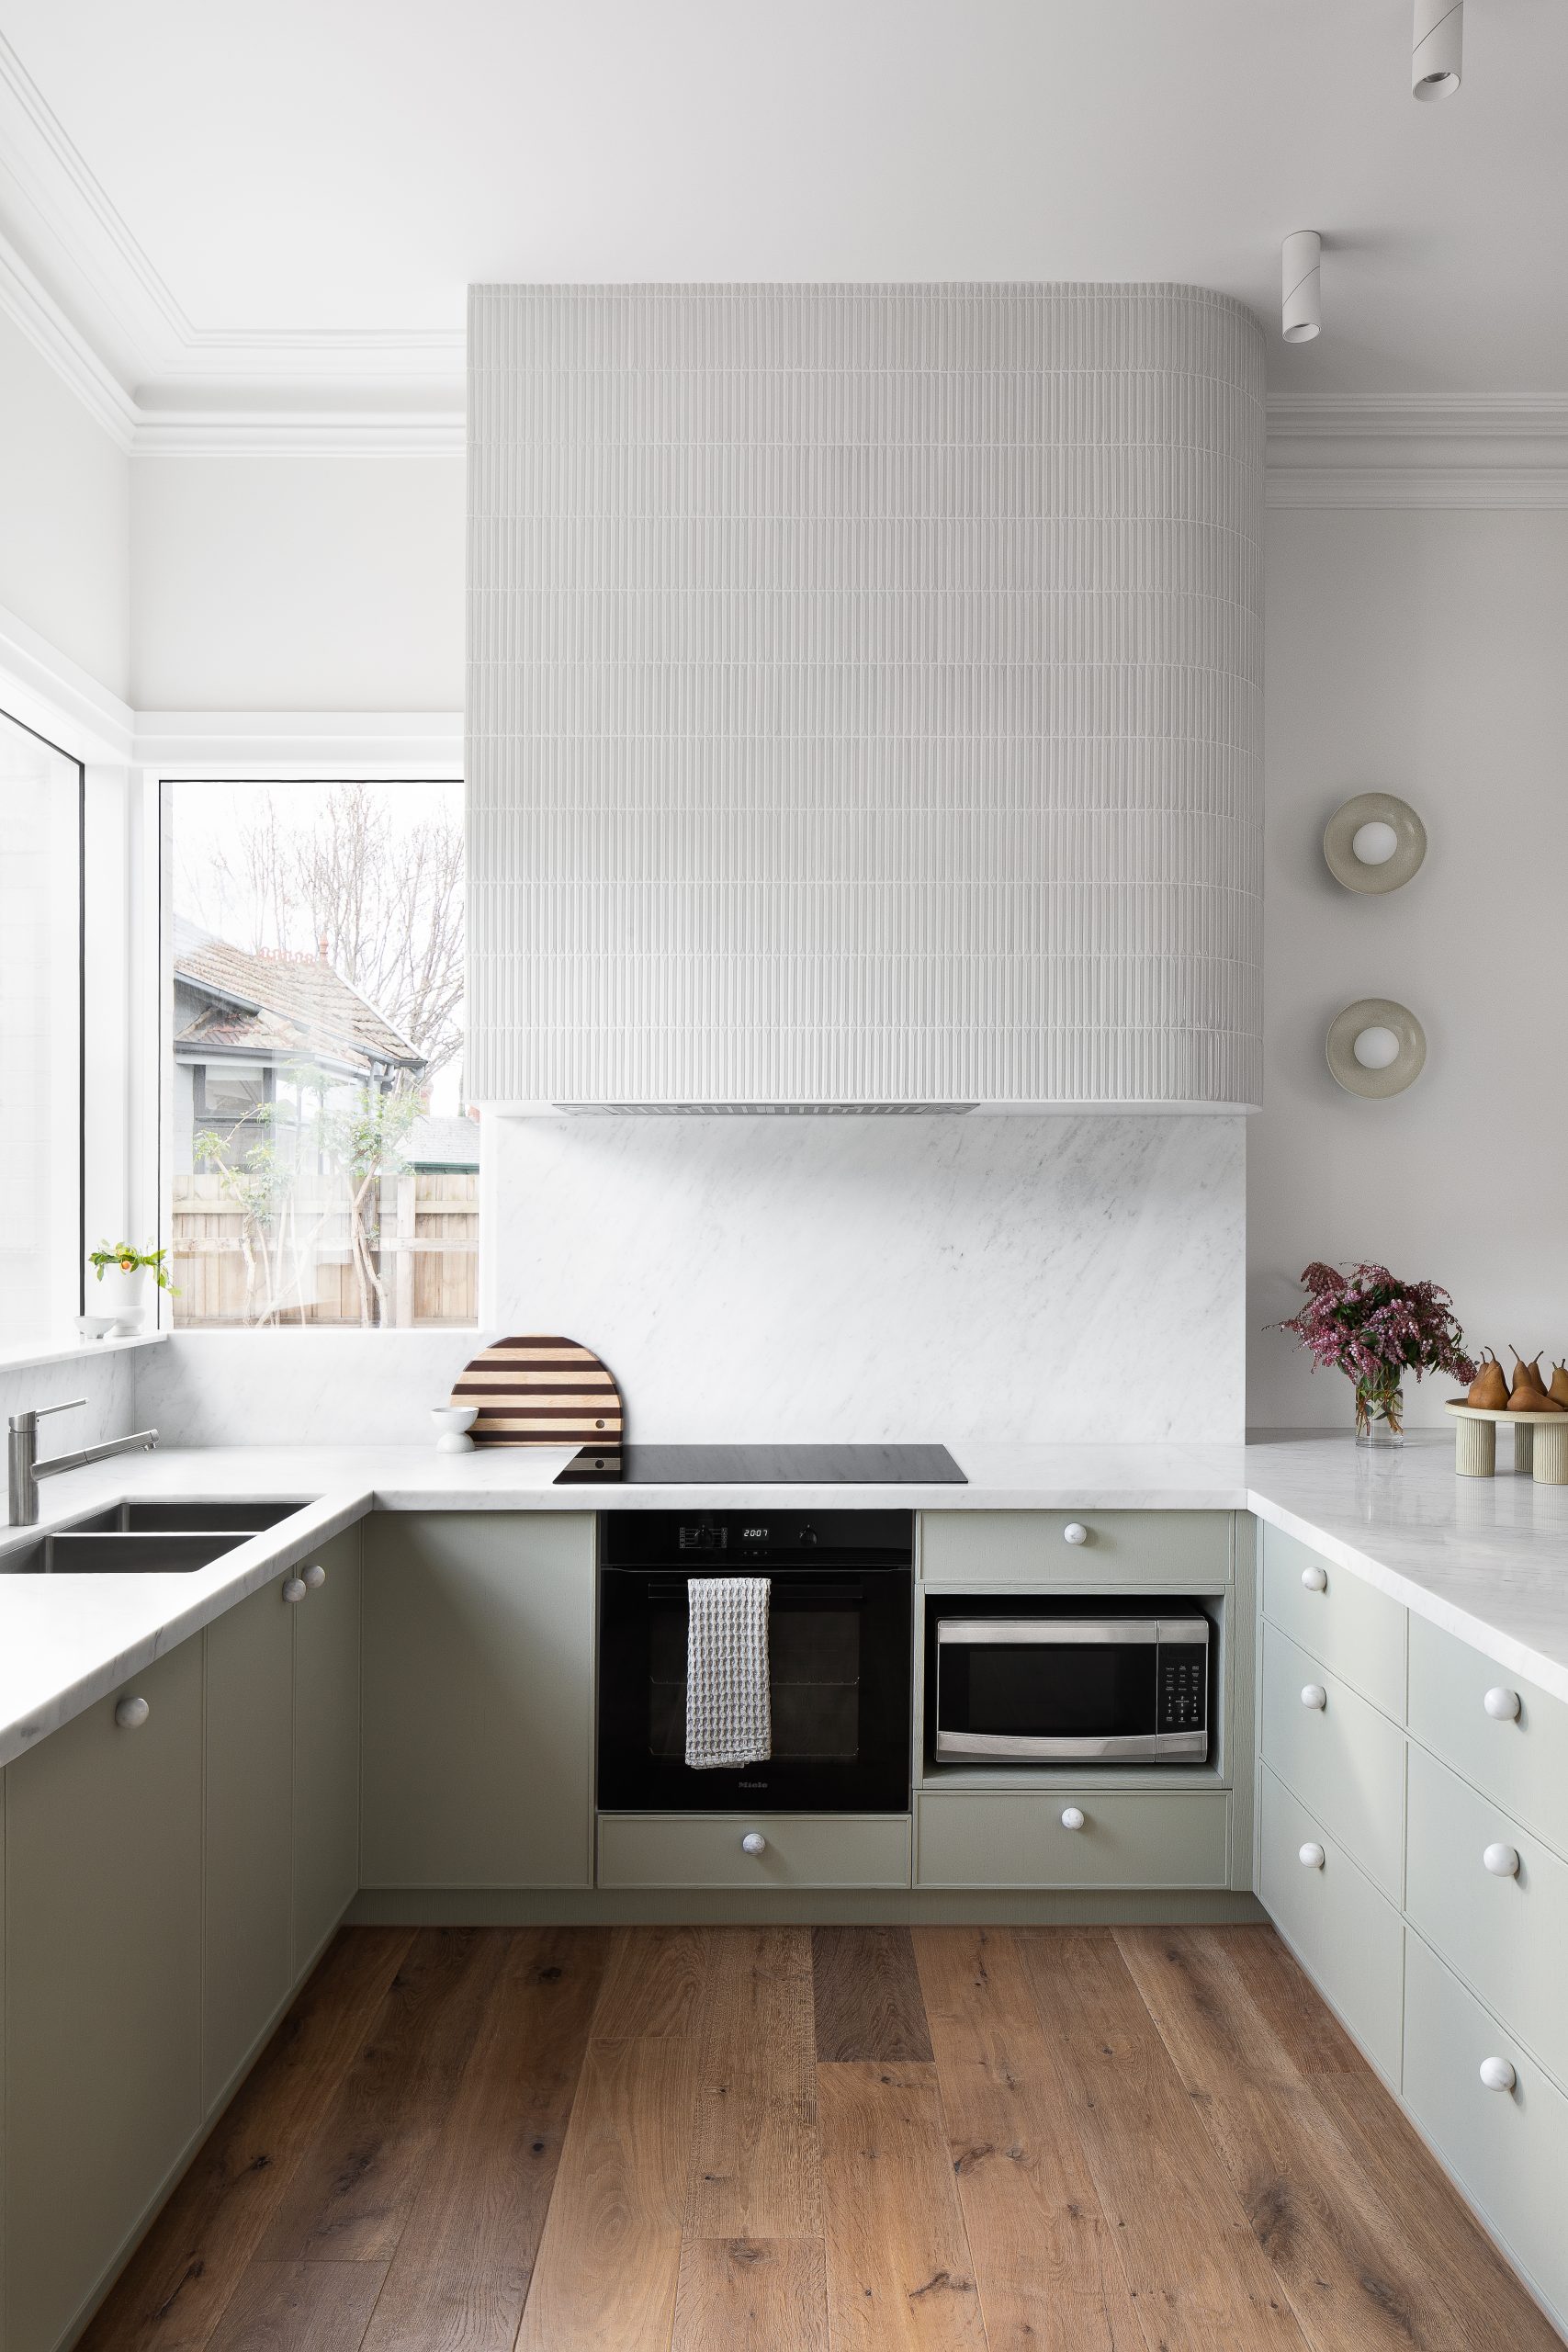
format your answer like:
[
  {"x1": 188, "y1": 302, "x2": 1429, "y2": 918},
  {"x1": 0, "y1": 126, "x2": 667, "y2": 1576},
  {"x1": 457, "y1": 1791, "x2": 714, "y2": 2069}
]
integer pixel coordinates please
[{"x1": 80, "y1": 1923, "x2": 1563, "y2": 2352}]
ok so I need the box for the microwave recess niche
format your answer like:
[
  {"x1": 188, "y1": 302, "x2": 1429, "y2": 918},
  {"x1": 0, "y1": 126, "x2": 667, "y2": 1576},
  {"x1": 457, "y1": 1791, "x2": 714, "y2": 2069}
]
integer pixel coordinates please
[
  {"x1": 1323, "y1": 793, "x2": 1427, "y2": 893},
  {"x1": 1325, "y1": 998, "x2": 1427, "y2": 1098},
  {"x1": 450, "y1": 1336, "x2": 624, "y2": 1479}
]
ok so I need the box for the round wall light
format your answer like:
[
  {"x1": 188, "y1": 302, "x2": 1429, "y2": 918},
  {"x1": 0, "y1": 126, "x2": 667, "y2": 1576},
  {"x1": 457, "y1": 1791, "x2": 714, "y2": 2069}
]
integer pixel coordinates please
[
  {"x1": 1323, "y1": 792, "x2": 1427, "y2": 893},
  {"x1": 1281, "y1": 231, "x2": 1322, "y2": 344},
  {"x1": 1325, "y1": 999, "x2": 1427, "y2": 1098},
  {"x1": 1413, "y1": 0, "x2": 1462, "y2": 99}
]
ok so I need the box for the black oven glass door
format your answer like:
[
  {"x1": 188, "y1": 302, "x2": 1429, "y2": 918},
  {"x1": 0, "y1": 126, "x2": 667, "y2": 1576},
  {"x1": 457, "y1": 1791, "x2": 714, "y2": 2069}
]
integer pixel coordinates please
[
  {"x1": 598, "y1": 1559, "x2": 912, "y2": 1812},
  {"x1": 933, "y1": 1614, "x2": 1209, "y2": 1761}
]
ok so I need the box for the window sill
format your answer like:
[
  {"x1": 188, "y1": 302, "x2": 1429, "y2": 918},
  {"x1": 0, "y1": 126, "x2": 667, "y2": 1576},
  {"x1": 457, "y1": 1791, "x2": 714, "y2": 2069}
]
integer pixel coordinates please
[{"x1": 0, "y1": 1330, "x2": 170, "y2": 1378}]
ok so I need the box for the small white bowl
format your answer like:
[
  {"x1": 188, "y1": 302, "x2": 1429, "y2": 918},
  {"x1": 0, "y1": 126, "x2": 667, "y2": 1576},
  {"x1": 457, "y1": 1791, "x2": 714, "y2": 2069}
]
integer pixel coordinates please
[
  {"x1": 430, "y1": 1404, "x2": 479, "y2": 1453},
  {"x1": 77, "y1": 1315, "x2": 116, "y2": 1340}
]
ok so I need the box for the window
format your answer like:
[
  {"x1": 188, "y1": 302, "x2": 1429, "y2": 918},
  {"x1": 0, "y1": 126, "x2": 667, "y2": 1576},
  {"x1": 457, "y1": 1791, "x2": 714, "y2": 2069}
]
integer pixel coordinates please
[
  {"x1": 164, "y1": 778, "x2": 475, "y2": 1329},
  {"x1": 0, "y1": 708, "x2": 82, "y2": 1349}
]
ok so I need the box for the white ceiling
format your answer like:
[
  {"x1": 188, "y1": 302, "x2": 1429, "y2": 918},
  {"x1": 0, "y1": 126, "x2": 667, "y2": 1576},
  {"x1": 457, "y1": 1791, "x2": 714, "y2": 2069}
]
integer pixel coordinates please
[{"x1": 2, "y1": 0, "x2": 1567, "y2": 442}]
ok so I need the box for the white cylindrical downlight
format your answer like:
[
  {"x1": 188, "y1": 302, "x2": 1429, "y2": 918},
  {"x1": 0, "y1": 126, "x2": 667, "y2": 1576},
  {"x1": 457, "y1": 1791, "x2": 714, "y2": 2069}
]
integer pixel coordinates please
[
  {"x1": 1413, "y1": 0, "x2": 1462, "y2": 99},
  {"x1": 1281, "y1": 232, "x2": 1322, "y2": 344}
]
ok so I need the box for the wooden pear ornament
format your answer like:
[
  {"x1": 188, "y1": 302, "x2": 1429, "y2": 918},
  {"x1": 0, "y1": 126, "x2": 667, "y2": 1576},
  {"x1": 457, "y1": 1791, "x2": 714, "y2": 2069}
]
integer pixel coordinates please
[
  {"x1": 1551, "y1": 1361, "x2": 1568, "y2": 1408},
  {"x1": 1510, "y1": 1351, "x2": 1548, "y2": 1396},
  {"x1": 1467, "y1": 1351, "x2": 1509, "y2": 1411}
]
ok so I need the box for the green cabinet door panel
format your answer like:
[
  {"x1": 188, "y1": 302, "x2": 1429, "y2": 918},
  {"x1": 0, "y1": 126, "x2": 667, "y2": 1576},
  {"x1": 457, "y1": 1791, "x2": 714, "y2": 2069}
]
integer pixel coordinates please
[
  {"x1": 1403, "y1": 1930, "x2": 1568, "y2": 2333},
  {"x1": 1407, "y1": 1612, "x2": 1568, "y2": 1861},
  {"x1": 5, "y1": 1642, "x2": 203, "y2": 2352},
  {"x1": 292, "y1": 1523, "x2": 363, "y2": 1971},
  {"x1": 361, "y1": 1511, "x2": 594, "y2": 1889},
  {"x1": 596, "y1": 1812, "x2": 911, "y2": 1890},
  {"x1": 920, "y1": 1509, "x2": 1231, "y2": 1587},
  {"x1": 1259, "y1": 1621, "x2": 1405, "y2": 1898},
  {"x1": 203, "y1": 1573, "x2": 296, "y2": 2109},
  {"x1": 916, "y1": 1788, "x2": 1229, "y2": 1890},
  {"x1": 1258, "y1": 1763, "x2": 1404, "y2": 2087},
  {"x1": 1261, "y1": 1523, "x2": 1406, "y2": 1723}
]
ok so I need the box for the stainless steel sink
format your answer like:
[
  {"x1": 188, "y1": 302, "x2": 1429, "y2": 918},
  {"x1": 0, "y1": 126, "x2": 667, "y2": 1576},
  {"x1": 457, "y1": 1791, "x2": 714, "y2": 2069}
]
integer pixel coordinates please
[
  {"x1": 6, "y1": 1531, "x2": 258, "y2": 1574},
  {"x1": 60, "y1": 1500, "x2": 307, "y2": 1536}
]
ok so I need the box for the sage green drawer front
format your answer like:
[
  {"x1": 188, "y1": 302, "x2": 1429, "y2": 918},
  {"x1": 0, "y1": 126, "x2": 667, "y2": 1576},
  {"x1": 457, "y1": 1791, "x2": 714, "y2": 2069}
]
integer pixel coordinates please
[
  {"x1": 1407, "y1": 1612, "x2": 1568, "y2": 1860},
  {"x1": 1405, "y1": 1743, "x2": 1568, "y2": 2088},
  {"x1": 597, "y1": 1814, "x2": 911, "y2": 1890},
  {"x1": 1261, "y1": 1524, "x2": 1406, "y2": 1722},
  {"x1": 1260, "y1": 1622, "x2": 1405, "y2": 1896},
  {"x1": 916, "y1": 1789, "x2": 1229, "y2": 1889},
  {"x1": 920, "y1": 1510, "x2": 1231, "y2": 1586},
  {"x1": 1258, "y1": 1764, "x2": 1404, "y2": 2085},
  {"x1": 1404, "y1": 1930, "x2": 1568, "y2": 2331}
]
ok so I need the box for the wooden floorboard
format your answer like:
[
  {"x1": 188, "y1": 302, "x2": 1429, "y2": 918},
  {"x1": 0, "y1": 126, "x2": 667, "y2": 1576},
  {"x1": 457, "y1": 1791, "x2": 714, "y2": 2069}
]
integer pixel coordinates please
[
  {"x1": 75, "y1": 1921, "x2": 1568, "y2": 2352},
  {"x1": 78, "y1": 1927, "x2": 415, "y2": 2352},
  {"x1": 671, "y1": 2237, "x2": 829, "y2": 2351},
  {"x1": 1020, "y1": 1927, "x2": 1314, "y2": 2352},
  {"x1": 357, "y1": 1926, "x2": 605, "y2": 2352},
  {"x1": 811, "y1": 1925, "x2": 935, "y2": 2063},
  {"x1": 818, "y1": 2059, "x2": 987, "y2": 2348},
  {"x1": 918, "y1": 1926, "x2": 1144, "y2": 2350}
]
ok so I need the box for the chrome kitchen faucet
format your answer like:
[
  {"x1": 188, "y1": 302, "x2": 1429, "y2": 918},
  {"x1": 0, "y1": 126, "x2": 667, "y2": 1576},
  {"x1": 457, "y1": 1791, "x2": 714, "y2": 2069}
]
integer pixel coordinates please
[{"x1": 6, "y1": 1399, "x2": 159, "y2": 1527}]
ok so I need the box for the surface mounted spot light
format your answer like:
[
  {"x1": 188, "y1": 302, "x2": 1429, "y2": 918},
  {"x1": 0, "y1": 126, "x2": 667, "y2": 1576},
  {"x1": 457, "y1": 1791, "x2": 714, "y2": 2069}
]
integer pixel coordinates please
[
  {"x1": 1413, "y1": 0, "x2": 1462, "y2": 99},
  {"x1": 1281, "y1": 232, "x2": 1322, "y2": 344}
]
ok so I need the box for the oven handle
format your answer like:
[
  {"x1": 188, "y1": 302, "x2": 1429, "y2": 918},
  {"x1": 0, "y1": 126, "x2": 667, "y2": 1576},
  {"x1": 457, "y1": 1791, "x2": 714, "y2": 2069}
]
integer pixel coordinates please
[
  {"x1": 934, "y1": 1618, "x2": 1207, "y2": 1645},
  {"x1": 647, "y1": 1578, "x2": 867, "y2": 1603}
]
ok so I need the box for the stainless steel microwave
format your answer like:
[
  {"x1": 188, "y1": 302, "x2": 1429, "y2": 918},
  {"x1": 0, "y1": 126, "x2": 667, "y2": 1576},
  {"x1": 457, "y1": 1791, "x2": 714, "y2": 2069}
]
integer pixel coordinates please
[{"x1": 931, "y1": 1605, "x2": 1211, "y2": 1762}]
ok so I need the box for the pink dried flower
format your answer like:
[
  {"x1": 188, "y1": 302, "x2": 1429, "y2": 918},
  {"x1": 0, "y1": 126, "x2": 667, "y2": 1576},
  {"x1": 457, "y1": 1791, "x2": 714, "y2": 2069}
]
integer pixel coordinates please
[{"x1": 1274, "y1": 1261, "x2": 1477, "y2": 1391}]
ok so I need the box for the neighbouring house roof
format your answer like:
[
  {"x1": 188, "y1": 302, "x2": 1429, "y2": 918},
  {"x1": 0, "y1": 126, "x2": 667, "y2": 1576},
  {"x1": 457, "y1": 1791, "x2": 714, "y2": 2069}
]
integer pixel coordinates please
[
  {"x1": 406, "y1": 1114, "x2": 481, "y2": 1171},
  {"x1": 174, "y1": 934, "x2": 426, "y2": 1082}
]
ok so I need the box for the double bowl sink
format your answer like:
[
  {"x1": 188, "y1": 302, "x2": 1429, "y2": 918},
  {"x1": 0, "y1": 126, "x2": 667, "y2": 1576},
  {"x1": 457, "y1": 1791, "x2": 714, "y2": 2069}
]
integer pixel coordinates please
[{"x1": 4, "y1": 1500, "x2": 309, "y2": 1575}]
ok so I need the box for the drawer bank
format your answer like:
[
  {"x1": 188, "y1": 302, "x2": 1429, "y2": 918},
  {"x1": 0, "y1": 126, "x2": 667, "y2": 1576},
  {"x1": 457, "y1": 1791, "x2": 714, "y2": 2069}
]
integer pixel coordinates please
[{"x1": 0, "y1": 1487, "x2": 1564, "y2": 2346}]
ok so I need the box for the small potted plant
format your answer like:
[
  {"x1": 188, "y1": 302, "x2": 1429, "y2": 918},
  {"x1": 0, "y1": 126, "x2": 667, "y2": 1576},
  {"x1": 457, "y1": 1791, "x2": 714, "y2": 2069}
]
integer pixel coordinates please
[
  {"x1": 88, "y1": 1242, "x2": 175, "y2": 1335},
  {"x1": 1277, "y1": 1261, "x2": 1476, "y2": 1446}
]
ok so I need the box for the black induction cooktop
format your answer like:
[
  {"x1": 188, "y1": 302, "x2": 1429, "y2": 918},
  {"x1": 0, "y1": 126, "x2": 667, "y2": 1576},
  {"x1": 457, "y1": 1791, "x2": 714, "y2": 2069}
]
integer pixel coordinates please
[{"x1": 558, "y1": 1442, "x2": 966, "y2": 1485}]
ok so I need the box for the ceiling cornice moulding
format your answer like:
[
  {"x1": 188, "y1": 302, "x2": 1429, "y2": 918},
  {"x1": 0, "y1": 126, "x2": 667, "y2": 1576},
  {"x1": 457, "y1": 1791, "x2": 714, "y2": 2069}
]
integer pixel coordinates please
[{"x1": 1267, "y1": 396, "x2": 1568, "y2": 507}]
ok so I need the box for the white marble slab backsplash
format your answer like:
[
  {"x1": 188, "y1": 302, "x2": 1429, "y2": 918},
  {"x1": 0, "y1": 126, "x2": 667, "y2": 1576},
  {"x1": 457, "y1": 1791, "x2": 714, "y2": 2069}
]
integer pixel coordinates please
[
  {"x1": 487, "y1": 1113, "x2": 1246, "y2": 1445},
  {"x1": 132, "y1": 1329, "x2": 490, "y2": 1450},
  {"x1": 0, "y1": 1350, "x2": 139, "y2": 1522}
]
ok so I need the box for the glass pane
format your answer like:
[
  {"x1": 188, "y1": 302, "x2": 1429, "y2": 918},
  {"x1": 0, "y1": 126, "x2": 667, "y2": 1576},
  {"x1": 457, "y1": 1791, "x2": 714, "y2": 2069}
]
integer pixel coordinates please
[
  {"x1": 647, "y1": 1596, "x2": 863, "y2": 1761},
  {"x1": 165, "y1": 778, "x2": 475, "y2": 1329},
  {"x1": 958, "y1": 1642, "x2": 1152, "y2": 1738},
  {"x1": 0, "y1": 710, "x2": 81, "y2": 1348}
]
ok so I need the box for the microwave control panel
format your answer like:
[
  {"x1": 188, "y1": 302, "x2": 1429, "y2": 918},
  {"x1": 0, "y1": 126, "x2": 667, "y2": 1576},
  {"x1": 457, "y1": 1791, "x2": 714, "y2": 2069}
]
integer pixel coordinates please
[{"x1": 1156, "y1": 1645, "x2": 1208, "y2": 1735}]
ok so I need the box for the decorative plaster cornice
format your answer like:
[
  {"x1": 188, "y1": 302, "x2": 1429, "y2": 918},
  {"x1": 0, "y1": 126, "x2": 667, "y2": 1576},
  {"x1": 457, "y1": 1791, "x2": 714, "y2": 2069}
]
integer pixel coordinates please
[{"x1": 1266, "y1": 396, "x2": 1568, "y2": 507}]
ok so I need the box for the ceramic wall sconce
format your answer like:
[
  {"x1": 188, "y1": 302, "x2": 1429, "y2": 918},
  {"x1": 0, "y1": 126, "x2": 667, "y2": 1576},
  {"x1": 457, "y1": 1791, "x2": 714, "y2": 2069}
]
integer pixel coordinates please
[
  {"x1": 1325, "y1": 998, "x2": 1427, "y2": 1096},
  {"x1": 1323, "y1": 793, "x2": 1427, "y2": 893}
]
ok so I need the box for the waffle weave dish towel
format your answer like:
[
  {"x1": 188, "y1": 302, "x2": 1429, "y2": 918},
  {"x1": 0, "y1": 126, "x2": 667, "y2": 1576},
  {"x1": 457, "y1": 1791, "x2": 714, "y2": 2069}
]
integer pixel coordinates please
[{"x1": 685, "y1": 1576, "x2": 772, "y2": 1769}]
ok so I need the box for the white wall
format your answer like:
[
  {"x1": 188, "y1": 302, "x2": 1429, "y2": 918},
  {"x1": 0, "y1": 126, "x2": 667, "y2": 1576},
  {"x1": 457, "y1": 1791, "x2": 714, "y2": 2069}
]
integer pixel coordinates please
[
  {"x1": 1249, "y1": 507, "x2": 1568, "y2": 1428},
  {"x1": 0, "y1": 310, "x2": 130, "y2": 698},
  {"x1": 487, "y1": 1112, "x2": 1247, "y2": 1445},
  {"x1": 130, "y1": 448, "x2": 463, "y2": 710}
]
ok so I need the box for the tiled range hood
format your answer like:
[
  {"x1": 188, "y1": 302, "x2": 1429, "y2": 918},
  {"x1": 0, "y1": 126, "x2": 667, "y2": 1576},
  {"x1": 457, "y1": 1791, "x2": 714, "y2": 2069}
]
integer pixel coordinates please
[{"x1": 467, "y1": 283, "x2": 1264, "y2": 1113}]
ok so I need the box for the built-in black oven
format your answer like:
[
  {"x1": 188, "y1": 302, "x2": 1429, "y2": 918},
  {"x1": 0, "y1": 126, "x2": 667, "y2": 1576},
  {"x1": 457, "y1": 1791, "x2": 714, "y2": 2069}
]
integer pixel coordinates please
[
  {"x1": 927, "y1": 1595, "x2": 1211, "y2": 1763},
  {"x1": 597, "y1": 1510, "x2": 913, "y2": 1812}
]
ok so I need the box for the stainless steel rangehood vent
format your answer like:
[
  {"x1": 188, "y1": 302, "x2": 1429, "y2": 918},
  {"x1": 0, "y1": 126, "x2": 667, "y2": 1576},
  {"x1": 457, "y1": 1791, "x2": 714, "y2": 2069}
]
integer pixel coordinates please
[{"x1": 468, "y1": 283, "x2": 1264, "y2": 1114}]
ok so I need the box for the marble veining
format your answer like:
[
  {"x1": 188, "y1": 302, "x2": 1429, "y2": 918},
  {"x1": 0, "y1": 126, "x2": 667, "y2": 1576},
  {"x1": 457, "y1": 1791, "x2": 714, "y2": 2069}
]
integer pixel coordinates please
[
  {"x1": 487, "y1": 1111, "x2": 1247, "y2": 1445},
  {"x1": 2, "y1": 1430, "x2": 1567, "y2": 1770},
  {"x1": 133, "y1": 1328, "x2": 489, "y2": 1448}
]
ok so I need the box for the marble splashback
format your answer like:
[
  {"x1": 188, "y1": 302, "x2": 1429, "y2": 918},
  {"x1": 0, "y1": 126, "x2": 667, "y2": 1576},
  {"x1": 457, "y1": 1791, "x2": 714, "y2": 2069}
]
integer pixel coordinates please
[
  {"x1": 133, "y1": 1329, "x2": 490, "y2": 1451},
  {"x1": 0, "y1": 1347, "x2": 138, "y2": 1523},
  {"x1": 486, "y1": 1113, "x2": 1246, "y2": 1445}
]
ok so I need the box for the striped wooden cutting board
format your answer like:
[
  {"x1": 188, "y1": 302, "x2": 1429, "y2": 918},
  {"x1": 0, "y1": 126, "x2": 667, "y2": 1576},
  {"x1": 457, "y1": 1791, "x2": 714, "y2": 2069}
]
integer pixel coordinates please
[{"x1": 451, "y1": 1336, "x2": 624, "y2": 1479}]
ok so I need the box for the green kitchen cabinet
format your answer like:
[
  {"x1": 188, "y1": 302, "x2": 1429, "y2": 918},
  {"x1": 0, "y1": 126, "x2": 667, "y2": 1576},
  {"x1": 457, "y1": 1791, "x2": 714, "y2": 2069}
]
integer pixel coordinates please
[
  {"x1": 292, "y1": 1523, "x2": 363, "y2": 1972},
  {"x1": 360, "y1": 1511, "x2": 594, "y2": 1889},
  {"x1": 203, "y1": 1570, "x2": 296, "y2": 2109},
  {"x1": 4, "y1": 1642, "x2": 203, "y2": 2352}
]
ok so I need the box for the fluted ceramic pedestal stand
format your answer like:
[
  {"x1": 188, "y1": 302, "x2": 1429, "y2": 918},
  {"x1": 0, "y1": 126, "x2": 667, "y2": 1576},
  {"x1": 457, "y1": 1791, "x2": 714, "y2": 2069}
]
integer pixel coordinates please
[{"x1": 1444, "y1": 1402, "x2": 1568, "y2": 1485}]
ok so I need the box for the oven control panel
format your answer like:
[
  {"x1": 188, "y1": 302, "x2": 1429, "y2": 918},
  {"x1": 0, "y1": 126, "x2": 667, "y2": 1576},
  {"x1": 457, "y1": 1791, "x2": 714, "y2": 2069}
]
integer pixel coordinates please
[{"x1": 1156, "y1": 1646, "x2": 1208, "y2": 1735}]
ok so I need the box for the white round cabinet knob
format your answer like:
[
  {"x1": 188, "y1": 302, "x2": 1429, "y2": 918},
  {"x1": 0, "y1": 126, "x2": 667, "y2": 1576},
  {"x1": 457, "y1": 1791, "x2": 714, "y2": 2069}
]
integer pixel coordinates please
[
  {"x1": 1060, "y1": 1806, "x2": 1087, "y2": 1832},
  {"x1": 1480, "y1": 2055, "x2": 1517, "y2": 2094},
  {"x1": 1483, "y1": 1687, "x2": 1521, "y2": 1722},
  {"x1": 1062, "y1": 1522, "x2": 1089, "y2": 1546},
  {"x1": 1299, "y1": 1842, "x2": 1325, "y2": 1871},
  {"x1": 1301, "y1": 1683, "x2": 1327, "y2": 1711},
  {"x1": 1483, "y1": 1842, "x2": 1521, "y2": 1878},
  {"x1": 1301, "y1": 1564, "x2": 1328, "y2": 1593},
  {"x1": 282, "y1": 1576, "x2": 307, "y2": 1604},
  {"x1": 302, "y1": 1563, "x2": 326, "y2": 1591},
  {"x1": 115, "y1": 1695, "x2": 150, "y2": 1730},
  {"x1": 740, "y1": 1832, "x2": 767, "y2": 1857}
]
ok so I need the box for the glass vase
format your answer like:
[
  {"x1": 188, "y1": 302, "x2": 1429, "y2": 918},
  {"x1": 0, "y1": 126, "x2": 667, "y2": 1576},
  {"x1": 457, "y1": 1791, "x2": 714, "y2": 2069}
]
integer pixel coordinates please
[{"x1": 1355, "y1": 1377, "x2": 1404, "y2": 1448}]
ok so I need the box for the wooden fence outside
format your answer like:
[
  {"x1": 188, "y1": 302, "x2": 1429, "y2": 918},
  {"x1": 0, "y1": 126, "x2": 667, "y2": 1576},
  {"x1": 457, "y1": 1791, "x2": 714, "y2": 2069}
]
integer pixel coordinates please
[{"x1": 170, "y1": 1169, "x2": 477, "y2": 1328}]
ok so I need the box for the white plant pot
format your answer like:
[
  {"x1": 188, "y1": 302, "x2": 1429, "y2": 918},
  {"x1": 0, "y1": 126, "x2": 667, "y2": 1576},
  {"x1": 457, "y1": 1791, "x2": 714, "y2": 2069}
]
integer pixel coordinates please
[{"x1": 93, "y1": 1263, "x2": 148, "y2": 1335}]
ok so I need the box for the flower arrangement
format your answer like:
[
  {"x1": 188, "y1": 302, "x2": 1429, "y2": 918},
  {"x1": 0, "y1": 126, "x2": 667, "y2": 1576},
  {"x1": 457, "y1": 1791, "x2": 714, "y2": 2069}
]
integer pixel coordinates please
[
  {"x1": 1277, "y1": 1261, "x2": 1476, "y2": 1442},
  {"x1": 88, "y1": 1242, "x2": 175, "y2": 1292}
]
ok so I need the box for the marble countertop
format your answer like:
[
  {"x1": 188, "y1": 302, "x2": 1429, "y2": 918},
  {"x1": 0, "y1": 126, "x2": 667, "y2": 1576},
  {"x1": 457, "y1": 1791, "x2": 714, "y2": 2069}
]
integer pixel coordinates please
[{"x1": 1, "y1": 1430, "x2": 1564, "y2": 1767}]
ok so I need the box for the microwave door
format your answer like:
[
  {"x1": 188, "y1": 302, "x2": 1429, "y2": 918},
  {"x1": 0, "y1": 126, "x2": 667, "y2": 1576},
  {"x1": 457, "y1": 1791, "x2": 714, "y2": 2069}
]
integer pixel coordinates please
[{"x1": 933, "y1": 1618, "x2": 1204, "y2": 1761}]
